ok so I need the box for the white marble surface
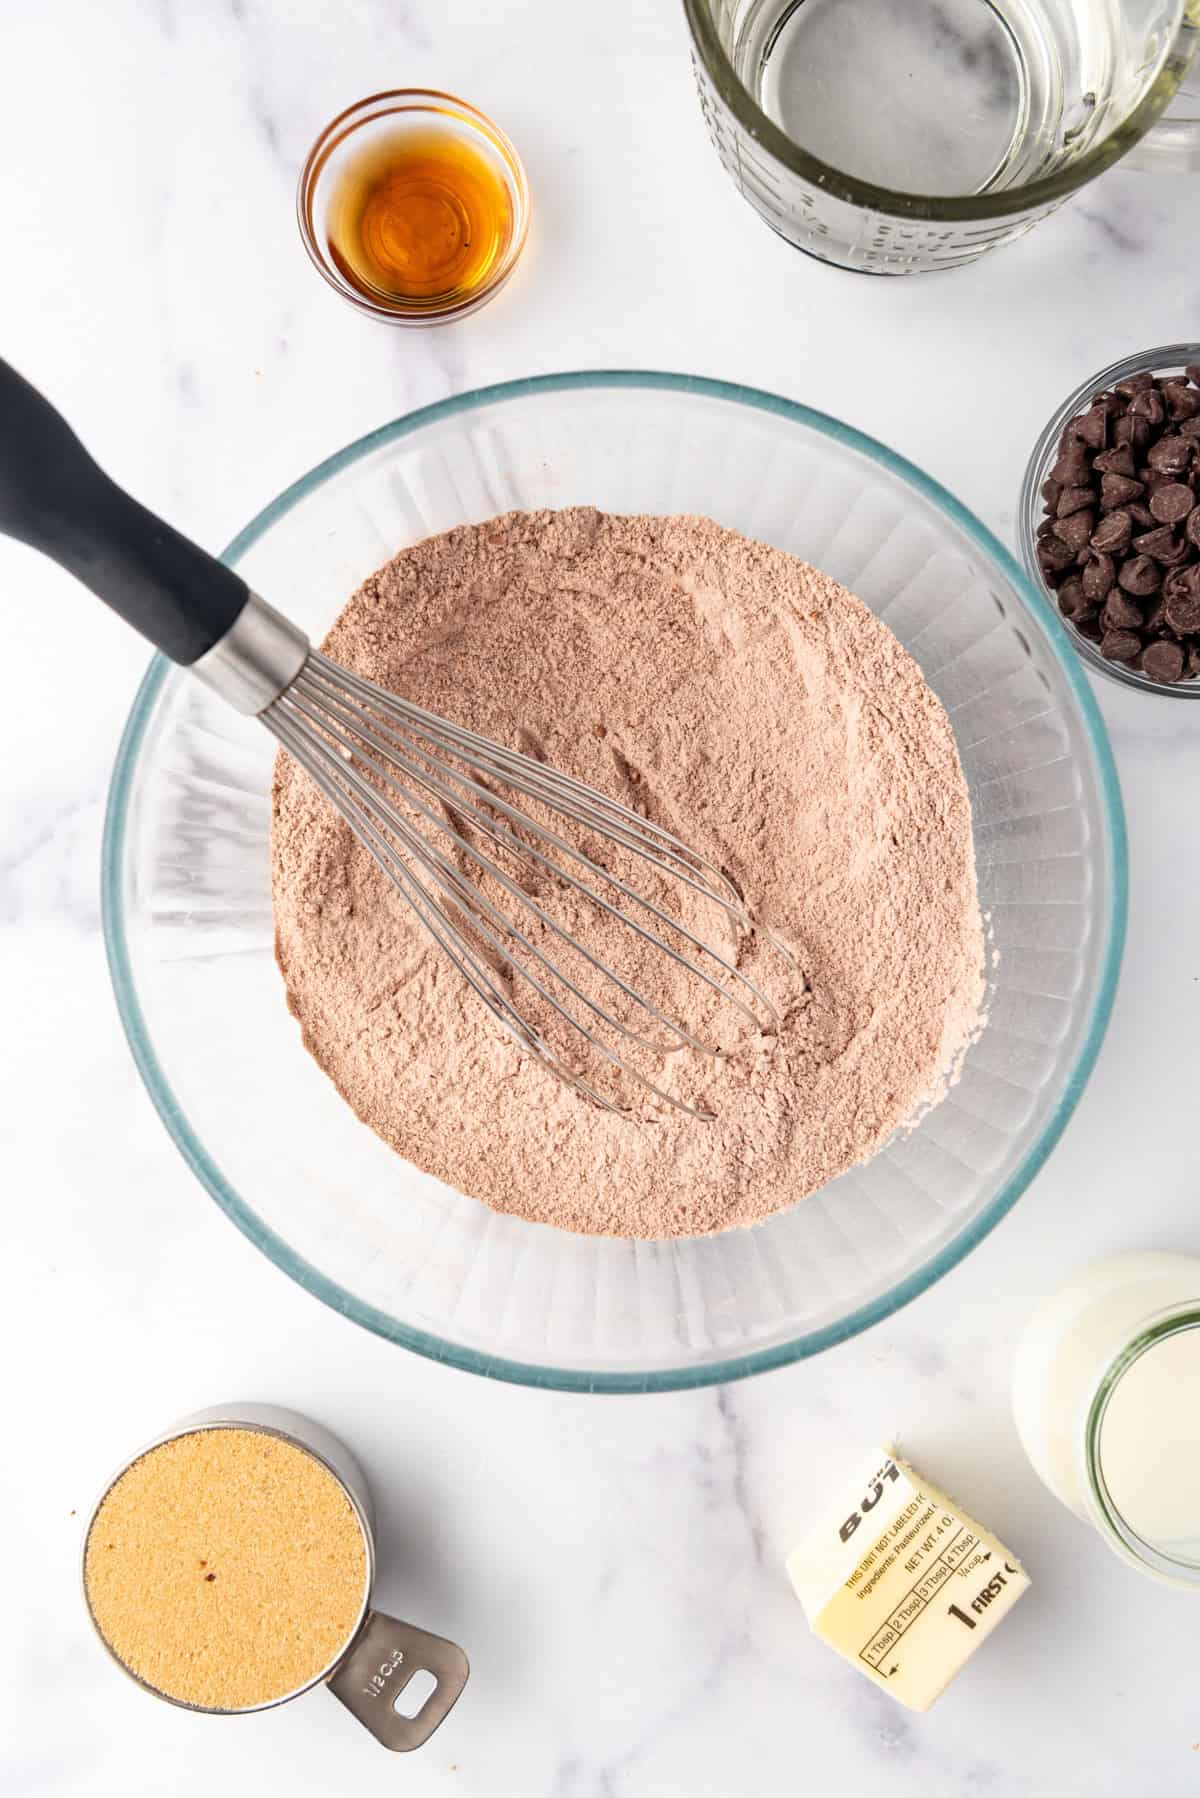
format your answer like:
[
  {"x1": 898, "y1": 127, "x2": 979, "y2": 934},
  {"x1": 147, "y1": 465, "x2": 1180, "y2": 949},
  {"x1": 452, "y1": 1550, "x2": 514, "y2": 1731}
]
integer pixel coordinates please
[{"x1": 4, "y1": 2, "x2": 1200, "y2": 1792}]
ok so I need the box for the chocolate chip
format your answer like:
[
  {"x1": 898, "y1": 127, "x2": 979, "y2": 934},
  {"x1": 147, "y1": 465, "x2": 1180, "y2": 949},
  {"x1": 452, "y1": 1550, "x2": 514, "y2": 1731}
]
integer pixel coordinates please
[
  {"x1": 1114, "y1": 414, "x2": 1151, "y2": 451},
  {"x1": 1093, "y1": 444, "x2": 1137, "y2": 476},
  {"x1": 1101, "y1": 472, "x2": 1144, "y2": 508},
  {"x1": 1144, "y1": 596, "x2": 1173, "y2": 636},
  {"x1": 1147, "y1": 434, "x2": 1192, "y2": 475},
  {"x1": 1133, "y1": 524, "x2": 1186, "y2": 563},
  {"x1": 1052, "y1": 448, "x2": 1092, "y2": 487},
  {"x1": 1130, "y1": 389, "x2": 1167, "y2": 426},
  {"x1": 1141, "y1": 639, "x2": 1185, "y2": 682},
  {"x1": 1038, "y1": 536, "x2": 1076, "y2": 576},
  {"x1": 1102, "y1": 589, "x2": 1144, "y2": 630},
  {"x1": 1118, "y1": 553, "x2": 1162, "y2": 595},
  {"x1": 1056, "y1": 484, "x2": 1094, "y2": 517},
  {"x1": 1075, "y1": 406, "x2": 1108, "y2": 449},
  {"x1": 1081, "y1": 552, "x2": 1116, "y2": 601},
  {"x1": 1034, "y1": 366, "x2": 1200, "y2": 683},
  {"x1": 1164, "y1": 583, "x2": 1200, "y2": 635},
  {"x1": 1056, "y1": 575, "x2": 1087, "y2": 619},
  {"x1": 1057, "y1": 510, "x2": 1095, "y2": 552},
  {"x1": 1164, "y1": 538, "x2": 1195, "y2": 568},
  {"x1": 1148, "y1": 482, "x2": 1195, "y2": 525},
  {"x1": 1165, "y1": 563, "x2": 1200, "y2": 605},
  {"x1": 1090, "y1": 510, "x2": 1132, "y2": 554},
  {"x1": 1164, "y1": 381, "x2": 1200, "y2": 421},
  {"x1": 1100, "y1": 629, "x2": 1143, "y2": 663}
]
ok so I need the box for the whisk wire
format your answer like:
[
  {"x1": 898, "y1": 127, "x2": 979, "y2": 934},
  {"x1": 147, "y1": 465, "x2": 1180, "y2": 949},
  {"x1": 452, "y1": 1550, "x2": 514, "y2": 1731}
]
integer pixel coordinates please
[
  {"x1": 294, "y1": 662, "x2": 781, "y2": 1031},
  {"x1": 269, "y1": 651, "x2": 787, "y2": 1116},
  {"x1": 305, "y1": 654, "x2": 749, "y2": 914},
  {"x1": 269, "y1": 706, "x2": 717, "y2": 1119},
  {"x1": 270, "y1": 711, "x2": 613, "y2": 1110},
  {"x1": 278, "y1": 688, "x2": 706, "y2": 1056}
]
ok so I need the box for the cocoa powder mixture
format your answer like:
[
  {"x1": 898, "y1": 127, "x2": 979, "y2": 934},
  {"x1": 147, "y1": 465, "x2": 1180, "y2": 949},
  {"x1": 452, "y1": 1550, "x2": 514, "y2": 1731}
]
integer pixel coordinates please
[{"x1": 271, "y1": 508, "x2": 983, "y2": 1238}]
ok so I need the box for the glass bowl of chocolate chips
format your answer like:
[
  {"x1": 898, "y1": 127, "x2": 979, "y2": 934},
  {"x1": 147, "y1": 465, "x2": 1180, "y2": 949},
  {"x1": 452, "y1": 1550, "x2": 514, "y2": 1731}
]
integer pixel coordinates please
[{"x1": 1021, "y1": 346, "x2": 1200, "y2": 695}]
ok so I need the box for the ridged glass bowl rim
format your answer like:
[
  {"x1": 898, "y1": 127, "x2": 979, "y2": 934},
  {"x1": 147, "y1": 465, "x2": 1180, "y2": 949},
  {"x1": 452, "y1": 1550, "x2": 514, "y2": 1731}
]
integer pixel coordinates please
[{"x1": 101, "y1": 370, "x2": 1128, "y2": 1394}]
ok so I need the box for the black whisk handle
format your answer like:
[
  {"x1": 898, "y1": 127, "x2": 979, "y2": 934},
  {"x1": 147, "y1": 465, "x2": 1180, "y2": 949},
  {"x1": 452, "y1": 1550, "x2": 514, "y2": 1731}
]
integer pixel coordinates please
[{"x1": 0, "y1": 356, "x2": 249, "y2": 664}]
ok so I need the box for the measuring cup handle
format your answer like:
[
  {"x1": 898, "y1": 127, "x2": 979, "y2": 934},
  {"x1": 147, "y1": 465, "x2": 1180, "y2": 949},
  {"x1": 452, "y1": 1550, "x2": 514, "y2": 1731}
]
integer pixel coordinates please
[
  {"x1": 1121, "y1": 21, "x2": 1200, "y2": 173},
  {"x1": 326, "y1": 1610, "x2": 469, "y2": 1752}
]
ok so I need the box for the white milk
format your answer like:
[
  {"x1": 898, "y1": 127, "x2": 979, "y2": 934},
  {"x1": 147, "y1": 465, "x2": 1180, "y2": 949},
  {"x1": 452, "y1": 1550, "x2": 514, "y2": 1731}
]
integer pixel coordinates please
[
  {"x1": 1011, "y1": 1251, "x2": 1200, "y2": 1580},
  {"x1": 1099, "y1": 1326, "x2": 1200, "y2": 1562}
]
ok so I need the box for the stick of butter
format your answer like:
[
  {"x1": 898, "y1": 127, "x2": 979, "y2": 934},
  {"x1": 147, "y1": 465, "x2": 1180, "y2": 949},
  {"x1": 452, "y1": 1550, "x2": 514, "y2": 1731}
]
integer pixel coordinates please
[{"x1": 785, "y1": 1447, "x2": 1030, "y2": 1712}]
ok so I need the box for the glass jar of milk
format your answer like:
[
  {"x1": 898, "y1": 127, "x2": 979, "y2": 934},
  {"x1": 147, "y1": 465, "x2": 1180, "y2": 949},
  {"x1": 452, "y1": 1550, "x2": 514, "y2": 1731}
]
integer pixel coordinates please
[{"x1": 1012, "y1": 1251, "x2": 1200, "y2": 1586}]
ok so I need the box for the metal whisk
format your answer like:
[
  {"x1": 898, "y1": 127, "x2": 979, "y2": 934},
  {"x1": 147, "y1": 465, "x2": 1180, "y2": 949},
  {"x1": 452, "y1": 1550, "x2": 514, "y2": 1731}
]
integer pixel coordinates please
[{"x1": 0, "y1": 359, "x2": 781, "y2": 1116}]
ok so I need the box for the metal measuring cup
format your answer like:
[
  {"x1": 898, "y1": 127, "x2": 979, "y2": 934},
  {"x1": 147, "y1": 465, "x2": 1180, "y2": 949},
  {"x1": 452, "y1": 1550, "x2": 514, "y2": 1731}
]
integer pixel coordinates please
[{"x1": 81, "y1": 1403, "x2": 469, "y2": 1751}]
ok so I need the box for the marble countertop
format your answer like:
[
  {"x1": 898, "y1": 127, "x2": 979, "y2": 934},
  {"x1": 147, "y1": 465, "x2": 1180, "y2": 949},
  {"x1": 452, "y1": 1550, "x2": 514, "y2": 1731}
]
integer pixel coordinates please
[{"x1": 4, "y1": 2, "x2": 1200, "y2": 1792}]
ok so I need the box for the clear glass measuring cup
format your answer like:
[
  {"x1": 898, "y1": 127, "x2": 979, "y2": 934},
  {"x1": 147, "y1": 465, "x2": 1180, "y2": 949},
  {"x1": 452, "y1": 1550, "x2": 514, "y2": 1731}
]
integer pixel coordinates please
[{"x1": 684, "y1": 0, "x2": 1200, "y2": 273}]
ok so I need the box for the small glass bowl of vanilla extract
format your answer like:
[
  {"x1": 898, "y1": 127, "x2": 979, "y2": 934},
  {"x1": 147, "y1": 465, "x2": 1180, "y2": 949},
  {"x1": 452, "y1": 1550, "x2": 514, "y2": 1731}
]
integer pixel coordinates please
[{"x1": 298, "y1": 90, "x2": 530, "y2": 325}]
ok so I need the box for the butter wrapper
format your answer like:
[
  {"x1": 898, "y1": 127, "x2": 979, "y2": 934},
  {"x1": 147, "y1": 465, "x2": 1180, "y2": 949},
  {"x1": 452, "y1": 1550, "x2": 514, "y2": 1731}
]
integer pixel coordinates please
[{"x1": 786, "y1": 1447, "x2": 1030, "y2": 1712}]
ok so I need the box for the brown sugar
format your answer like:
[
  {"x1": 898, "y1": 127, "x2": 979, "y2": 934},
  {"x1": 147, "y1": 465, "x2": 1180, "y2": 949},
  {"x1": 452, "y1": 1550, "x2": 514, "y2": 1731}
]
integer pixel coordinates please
[{"x1": 84, "y1": 1428, "x2": 368, "y2": 1710}]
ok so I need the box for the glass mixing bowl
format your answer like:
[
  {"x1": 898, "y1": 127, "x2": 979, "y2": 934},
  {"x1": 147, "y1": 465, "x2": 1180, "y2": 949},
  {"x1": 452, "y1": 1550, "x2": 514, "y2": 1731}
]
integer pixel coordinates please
[{"x1": 102, "y1": 372, "x2": 1126, "y2": 1392}]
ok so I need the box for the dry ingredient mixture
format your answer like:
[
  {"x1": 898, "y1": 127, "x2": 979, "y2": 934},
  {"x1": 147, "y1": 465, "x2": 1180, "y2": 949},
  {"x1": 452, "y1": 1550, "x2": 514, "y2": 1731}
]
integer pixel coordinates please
[
  {"x1": 271, "y1": 508, "x2": 984, "y2": 1238},
  {"x1": 84, "y1": 1429, "x2": 367, "y2": 1710}
]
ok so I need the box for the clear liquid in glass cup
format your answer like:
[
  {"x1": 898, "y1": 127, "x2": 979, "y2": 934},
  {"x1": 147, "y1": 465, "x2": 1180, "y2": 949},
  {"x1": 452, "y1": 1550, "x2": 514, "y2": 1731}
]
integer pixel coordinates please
[{"x1": 685, "y1": 0, "x2": 1200, "y2": 272}]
